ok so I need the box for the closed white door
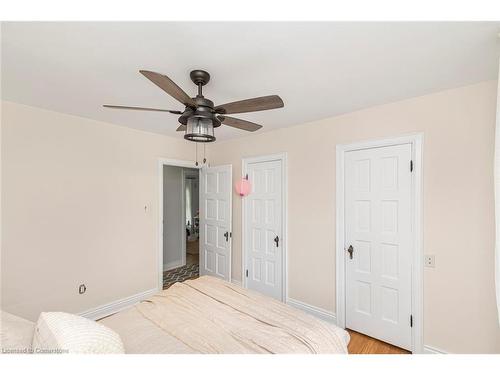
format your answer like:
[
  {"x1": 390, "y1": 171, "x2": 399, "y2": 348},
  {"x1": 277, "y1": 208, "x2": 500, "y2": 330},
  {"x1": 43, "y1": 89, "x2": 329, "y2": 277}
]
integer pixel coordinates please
[
  {"x1": 345, "y1": 144, "x2": 412, "y2": 350},
  {"x1": 244, "y1": 159, "x2": 283, "y2": 300},
  {"x1": 199, "y1": 165, "x2": 232, "y2": 281}
]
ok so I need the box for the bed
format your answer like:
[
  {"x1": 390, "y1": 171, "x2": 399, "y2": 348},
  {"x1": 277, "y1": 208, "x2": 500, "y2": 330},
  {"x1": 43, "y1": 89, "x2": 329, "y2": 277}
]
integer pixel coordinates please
[{"x1": 100, "y1": 275, "x2": 349, "y2": 354}]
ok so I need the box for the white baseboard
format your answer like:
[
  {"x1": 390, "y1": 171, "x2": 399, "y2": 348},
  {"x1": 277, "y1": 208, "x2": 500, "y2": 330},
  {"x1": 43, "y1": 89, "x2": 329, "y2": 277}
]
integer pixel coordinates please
[
  {"x1": 231, "y1": 278, "x2": 242, "y2": 287},
  {"x1": 287, "y1": 298, "x2": 337, "y2": 324},
  {"x1": 163, "y1": 260, "x2": 183, "y2": 271},
  {"x1": 79, "y1": 288, "x2": 157, "y2": 321},
  {"x1": 423, "y1": 345, "x2": 449, "y2": 354}
]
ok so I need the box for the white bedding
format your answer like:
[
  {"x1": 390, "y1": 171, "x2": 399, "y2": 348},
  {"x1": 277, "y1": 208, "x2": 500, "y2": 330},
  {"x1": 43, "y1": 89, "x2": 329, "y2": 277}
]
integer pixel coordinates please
[
  {"x1": 101, "y1": 276, "x2": 349, "y2": 354},
  {"x1": 101, "y1": 307, "x2": 193, "y2": 354},
  {"x1": 1, "y1": 310, "x2": 35, "y2": 353}
]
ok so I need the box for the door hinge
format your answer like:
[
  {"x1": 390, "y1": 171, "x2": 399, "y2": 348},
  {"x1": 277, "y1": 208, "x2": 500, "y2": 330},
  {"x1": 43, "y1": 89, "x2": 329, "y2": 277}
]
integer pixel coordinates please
[
  {"x1": 410, "y1": 314, "x2": 413, "y2": 327},
  {"x1": 410, "y1": 160, "x2": 414, "y2": 172},
  {"x1": 246, "y1": 269, "x2": 248, "y2": 278}
]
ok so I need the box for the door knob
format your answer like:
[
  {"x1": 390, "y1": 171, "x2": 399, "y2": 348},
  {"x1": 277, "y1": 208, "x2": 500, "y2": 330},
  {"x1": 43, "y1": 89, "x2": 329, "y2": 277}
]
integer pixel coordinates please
[
  {"x1": 224, "y1": 231, "x2": 229, "y2": 242},
  {"x1": 347, "y1": 245, "x2": 354, "y2": 259},
  {"x1": 274, "y1": 235, "x2": 279, "y2": 247}
]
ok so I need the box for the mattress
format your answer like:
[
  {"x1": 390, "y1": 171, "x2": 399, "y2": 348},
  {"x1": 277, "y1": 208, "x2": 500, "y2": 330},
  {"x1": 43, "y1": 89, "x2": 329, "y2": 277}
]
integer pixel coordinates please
[{"x1": 101, "y1": 276, "x2": 349, "y2": 354}]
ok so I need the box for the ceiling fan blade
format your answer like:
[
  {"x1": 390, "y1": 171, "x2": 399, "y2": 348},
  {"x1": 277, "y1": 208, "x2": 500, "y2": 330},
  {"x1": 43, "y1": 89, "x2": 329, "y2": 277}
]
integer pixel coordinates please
[
  {"x1": 176, "y1": 125, "x2": 186, "y2": 132},
  {"x1": 215, "y1": 95, "x2": 284, "y2": 114},
  {"x1": 103, "y1": 105, "x2": 182, "y2": 114},
  {"x1": 219, "y1": 116, "x2": 263, "y2": 132},
  {"x1": 139, "y1": 70, "x2": 196, "y2": 108}
]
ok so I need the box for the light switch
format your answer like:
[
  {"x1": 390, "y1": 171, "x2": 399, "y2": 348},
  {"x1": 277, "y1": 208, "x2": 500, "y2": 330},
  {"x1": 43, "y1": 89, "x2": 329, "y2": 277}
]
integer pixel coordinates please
[{"x1": 424, "y1": 255, "x2": 435, "y2": 268}]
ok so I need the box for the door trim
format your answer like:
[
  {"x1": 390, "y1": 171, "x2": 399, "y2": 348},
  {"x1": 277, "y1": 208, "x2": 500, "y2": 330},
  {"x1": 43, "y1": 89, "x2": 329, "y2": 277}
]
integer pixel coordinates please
[
  {"x1": 158, "y1": 158, "x2": 201, "y2": 291},
  {"x1": 335, "y1": 134, "x2": 424, "y2": 353},
  {"x1": 241, "y1": 153, "x2": 288, "y2": 302}
]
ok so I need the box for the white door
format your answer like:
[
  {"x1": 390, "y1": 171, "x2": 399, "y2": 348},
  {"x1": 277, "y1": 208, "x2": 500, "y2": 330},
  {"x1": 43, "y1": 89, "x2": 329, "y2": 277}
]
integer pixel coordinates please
[
  {"x1": 345, "y1": 144, "x2": 412, "y2": 350},
  {"x1": 199, "y1": 165, "x2": 232, "y2": 281},
  {"x1": 244, "y1": 159, "x2": 283, "y2": 300}
]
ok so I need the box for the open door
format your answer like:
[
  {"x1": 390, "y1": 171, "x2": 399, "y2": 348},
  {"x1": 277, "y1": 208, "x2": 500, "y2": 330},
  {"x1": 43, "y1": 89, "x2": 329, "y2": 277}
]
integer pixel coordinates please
[{"x1": 199, "y1": 165, "x2": 232, "y2": 281}]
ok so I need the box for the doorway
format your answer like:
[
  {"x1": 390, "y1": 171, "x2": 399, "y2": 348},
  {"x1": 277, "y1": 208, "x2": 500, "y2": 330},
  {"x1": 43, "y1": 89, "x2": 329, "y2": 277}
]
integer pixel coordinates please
[
  {"x1": 336, "y1": 135, "x2": 423, "y2": 353},
  {"x1": 242, "y1": 154, "x2": 287, "y2": 301},
  {"x1": 158, "y1": 159, "x2": 233, "y2": 289},
  {"x1": 159, "y1": 159, "x2": 201, "y2": 290}
]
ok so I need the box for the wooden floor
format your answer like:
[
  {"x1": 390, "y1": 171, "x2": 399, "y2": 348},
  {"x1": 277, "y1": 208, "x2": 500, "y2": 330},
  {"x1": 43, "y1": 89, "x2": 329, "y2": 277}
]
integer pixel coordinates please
[
  {"x1": 186, "y1": 239, "x2": 199, "y2": 266},
  {"x1": 186, "y1": 239, "x2": 199, "y2": 255},
  {"x1": 347, "y1": 329, "x2": 410, "y2": 354},
  {"x1": 186, "y1": 253, "x2": 198, "y2": 266}
]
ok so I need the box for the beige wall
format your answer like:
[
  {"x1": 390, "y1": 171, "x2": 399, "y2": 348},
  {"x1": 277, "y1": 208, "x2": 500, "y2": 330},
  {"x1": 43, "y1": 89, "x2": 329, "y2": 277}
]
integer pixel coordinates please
[
  {"x1": 1, "y1": 101, "x2": 194, "y2": 321},
  {"x1": 2, "y1": 80, "x2": 499, "y2": 353},
  {"x1": 209, "y1": 81, "x2": 500, "y2": 353}
]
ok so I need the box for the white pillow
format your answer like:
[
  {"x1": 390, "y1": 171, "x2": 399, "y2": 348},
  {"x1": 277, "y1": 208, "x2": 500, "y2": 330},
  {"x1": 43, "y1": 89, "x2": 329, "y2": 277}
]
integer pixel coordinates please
[
  {"x1": 0, "y1": 310, "x2": 35, "y2": 354},
  {"x1": 32, "y1": 312, "x2": 124, "y2": 354}
]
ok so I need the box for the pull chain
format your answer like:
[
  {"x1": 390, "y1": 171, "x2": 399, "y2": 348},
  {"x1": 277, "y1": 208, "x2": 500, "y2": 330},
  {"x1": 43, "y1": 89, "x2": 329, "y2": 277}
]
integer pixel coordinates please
[
  {"x1": 195, "y1": 143, "x2": 198, "y2": 166},
  {"x1": 203, "y1": 144, "x2": 207, "y2": 164}
]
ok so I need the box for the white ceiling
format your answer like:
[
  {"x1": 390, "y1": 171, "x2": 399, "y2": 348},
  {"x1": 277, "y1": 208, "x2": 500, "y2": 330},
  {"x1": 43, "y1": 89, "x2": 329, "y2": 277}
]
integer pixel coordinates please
[{"x1": 2, "y1": 22, "x2": 500, "y2": 141}]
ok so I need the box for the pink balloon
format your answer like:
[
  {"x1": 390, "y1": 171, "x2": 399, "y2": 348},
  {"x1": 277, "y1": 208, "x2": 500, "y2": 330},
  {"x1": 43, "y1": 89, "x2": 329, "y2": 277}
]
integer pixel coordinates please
[{"x1": 235, "y1": 179, "x2": 251, "y2": 196}]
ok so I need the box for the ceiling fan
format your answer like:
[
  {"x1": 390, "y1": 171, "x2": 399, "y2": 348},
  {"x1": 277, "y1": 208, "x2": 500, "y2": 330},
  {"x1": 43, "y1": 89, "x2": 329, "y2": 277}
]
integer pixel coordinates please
[{"x1": 103, "y1": 70, "x2": 284, "y2": 142}]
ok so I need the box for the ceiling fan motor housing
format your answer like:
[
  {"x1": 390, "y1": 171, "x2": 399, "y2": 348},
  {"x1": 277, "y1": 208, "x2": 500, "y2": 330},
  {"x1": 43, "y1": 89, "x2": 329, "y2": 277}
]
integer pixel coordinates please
[{"x1": 178, "y1": 96, "x2": 222, "y2": 128}]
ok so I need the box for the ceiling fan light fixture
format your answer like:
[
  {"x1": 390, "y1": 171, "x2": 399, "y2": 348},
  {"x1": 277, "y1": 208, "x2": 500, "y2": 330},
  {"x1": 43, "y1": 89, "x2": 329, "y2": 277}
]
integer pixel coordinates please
[{"x1": 184, "y1": 115, "x2": 216, "y2": 143}]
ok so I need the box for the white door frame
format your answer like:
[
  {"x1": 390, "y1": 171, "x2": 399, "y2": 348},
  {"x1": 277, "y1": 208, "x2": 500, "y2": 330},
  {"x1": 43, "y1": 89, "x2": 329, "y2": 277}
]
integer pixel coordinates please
[
  {"x1": 158, "y1": 158, "x2": 201, "y2": 291},
  {"x1": 241, "y1": 153, "x2": 288, "y2": 302},
  {"x1": 335, "y1": 134, "x2": 424, "y2": 353}
]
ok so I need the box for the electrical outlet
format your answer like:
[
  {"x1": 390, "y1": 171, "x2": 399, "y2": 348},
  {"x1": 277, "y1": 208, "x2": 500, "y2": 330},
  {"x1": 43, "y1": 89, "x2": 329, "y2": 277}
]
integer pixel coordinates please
[
  {"x1": 424, "y1": 255, "x2": 435, "y2": 268},
  {"x1": 79, "y1": 284, "x2": 87, "y2": 294}
]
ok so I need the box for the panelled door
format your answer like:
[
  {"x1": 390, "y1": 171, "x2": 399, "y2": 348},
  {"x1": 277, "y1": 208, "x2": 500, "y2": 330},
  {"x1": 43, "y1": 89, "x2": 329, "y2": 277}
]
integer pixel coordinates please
[
  {"x1": 199, "y1": 165, "x2": 232, "y2": 281},
  {"x1": 345, "y1": 144, "x2": 412, "y2": 350},
  {"x1": 244, "y1": 158, "x2": 283, "y2": 300}
]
